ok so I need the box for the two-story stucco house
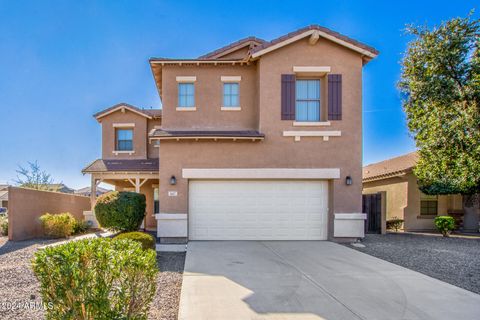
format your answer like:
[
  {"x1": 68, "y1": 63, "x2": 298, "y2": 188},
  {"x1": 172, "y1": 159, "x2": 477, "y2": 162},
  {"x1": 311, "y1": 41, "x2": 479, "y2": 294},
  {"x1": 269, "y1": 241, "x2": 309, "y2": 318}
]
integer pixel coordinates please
[{"x1": 83, "y1": 25, "x2": 379, "y2": 242}]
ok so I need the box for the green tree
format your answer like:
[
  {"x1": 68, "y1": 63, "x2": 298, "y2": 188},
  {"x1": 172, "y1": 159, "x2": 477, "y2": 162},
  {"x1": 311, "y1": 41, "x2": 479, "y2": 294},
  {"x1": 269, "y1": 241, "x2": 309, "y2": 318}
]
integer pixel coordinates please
[{"x1": 399, "y1": 13, "x2": 480, "y2": 196}]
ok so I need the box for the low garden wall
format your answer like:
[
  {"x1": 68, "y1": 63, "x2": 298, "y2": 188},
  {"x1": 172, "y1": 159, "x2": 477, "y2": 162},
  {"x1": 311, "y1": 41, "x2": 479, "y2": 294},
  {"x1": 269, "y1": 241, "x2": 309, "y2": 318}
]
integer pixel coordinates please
[{"x1": 7, "y1": 186, "x2": 91, "y2": 241}]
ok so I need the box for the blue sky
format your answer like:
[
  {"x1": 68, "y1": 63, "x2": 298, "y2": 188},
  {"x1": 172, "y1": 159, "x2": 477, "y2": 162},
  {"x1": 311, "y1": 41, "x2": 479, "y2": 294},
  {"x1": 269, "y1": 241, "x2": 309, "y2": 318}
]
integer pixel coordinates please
[{"x1": 0, "y1": 0, "x2": 477, "y2": 188}]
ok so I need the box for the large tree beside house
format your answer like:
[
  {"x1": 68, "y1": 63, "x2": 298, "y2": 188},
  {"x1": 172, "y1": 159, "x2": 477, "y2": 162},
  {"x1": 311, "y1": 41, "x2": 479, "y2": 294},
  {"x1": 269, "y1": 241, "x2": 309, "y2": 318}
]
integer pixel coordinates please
[{"x1": 399, "y1": 13, "x2": 480, "y2": 197}]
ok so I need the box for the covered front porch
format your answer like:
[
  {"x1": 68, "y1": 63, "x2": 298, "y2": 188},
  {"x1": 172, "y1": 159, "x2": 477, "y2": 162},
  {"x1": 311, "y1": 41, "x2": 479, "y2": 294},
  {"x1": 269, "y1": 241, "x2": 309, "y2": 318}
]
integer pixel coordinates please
[{"x1": 82, "y1": 159, "x2": 160, "y2": 231}]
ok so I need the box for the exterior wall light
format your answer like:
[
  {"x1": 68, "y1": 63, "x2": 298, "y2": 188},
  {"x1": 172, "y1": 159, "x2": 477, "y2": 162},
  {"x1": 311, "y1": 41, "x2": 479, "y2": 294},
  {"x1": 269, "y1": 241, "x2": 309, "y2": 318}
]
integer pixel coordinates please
[
  {"x1": 170, "y1": 175, "x2": 177, "y2": 185},
  {"x1": 345, "y1": 176, "x2": 353, "y2": 185}
]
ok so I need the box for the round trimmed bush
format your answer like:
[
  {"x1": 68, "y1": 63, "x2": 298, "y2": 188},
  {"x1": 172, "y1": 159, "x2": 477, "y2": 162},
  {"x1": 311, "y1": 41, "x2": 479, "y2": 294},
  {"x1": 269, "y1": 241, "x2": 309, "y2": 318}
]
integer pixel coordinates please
[
  {"x1": 94, "y1": 191, "x2": 146, "y2": 231},
  {"x1": 114, "y1": 231, "x2": 155, "y2": 250},
  {"x1": 434, "y1": 215, "x2": 455, "y2": 237}
]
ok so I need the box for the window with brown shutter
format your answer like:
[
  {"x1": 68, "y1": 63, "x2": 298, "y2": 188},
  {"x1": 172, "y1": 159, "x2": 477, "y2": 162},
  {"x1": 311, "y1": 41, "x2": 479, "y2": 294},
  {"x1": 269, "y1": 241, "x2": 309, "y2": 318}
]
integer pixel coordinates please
[
  {"x1": 328, "y1": 74, "x2": 342, "y2": 120},
  {"x1": 281, "y1": 74, "x2": 295, "y2": 120}
]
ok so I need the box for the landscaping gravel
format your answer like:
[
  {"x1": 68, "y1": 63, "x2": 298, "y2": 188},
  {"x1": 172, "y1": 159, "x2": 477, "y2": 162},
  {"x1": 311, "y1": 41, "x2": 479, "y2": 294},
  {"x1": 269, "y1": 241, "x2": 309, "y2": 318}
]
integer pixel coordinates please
[
  {"x1": 348, "y1": 233, "x2": 480, "y2": 294},
  {"x1": 0, "y1": 236, "x2": 186, "y2": 320},
  {"x1": 149, "y1": 252, "x2": 186, "y2": 320},
  {"x1": 0, "y1": 236, "x2": 57, "y2": 320}
]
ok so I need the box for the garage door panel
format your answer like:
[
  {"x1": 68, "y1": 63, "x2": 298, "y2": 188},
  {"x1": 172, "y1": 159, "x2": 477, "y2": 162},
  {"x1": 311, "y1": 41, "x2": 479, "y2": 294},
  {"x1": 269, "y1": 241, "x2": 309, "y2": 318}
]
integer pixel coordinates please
[{"x1": 189, "y1": 180, "x2": 328, "y2": 240}]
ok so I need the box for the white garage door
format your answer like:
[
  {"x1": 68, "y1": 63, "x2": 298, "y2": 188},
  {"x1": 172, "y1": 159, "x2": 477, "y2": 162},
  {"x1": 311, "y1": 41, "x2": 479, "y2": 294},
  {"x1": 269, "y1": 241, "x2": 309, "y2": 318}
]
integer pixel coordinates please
[{"x1": 188, "y1": 180, "x2": 328, "y2": 240}]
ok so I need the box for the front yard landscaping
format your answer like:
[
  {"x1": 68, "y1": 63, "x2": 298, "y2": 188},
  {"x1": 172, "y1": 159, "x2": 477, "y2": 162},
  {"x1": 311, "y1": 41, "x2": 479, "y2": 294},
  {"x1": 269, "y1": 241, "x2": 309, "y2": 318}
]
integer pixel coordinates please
[
  {"x1": 350, "y1": 233, "x2": 480, "y2": 294},
  {"x1": 0, "y1": 236, "x2": 185, "y2": 320}
]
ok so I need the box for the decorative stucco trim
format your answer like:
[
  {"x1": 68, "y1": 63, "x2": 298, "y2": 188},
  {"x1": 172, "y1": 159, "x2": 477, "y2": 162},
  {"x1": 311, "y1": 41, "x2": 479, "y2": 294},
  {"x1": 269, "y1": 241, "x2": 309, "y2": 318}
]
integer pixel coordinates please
[
  {"x1": 112, "y1": 123, "x2": 135, "y2": 128},
  {"x1": 283, "y1": 130, "x2": 341, "y2": 141},
  {"x1": 176, "y1": 76, "x2": 197, "y2": 82},
  {"x1": 176, "y1": 107, "x2": 197, "y2": 111},
  {"x1": 112, "y1": 150, "x2": 135, "y2": 155},
  {"x1": 221, "y1": 76, "x2": 242, "y2": 82},
  {"x1": 155, "y1": 213, "x2": 187, "y2": 220},
  {"x1": 221, "y1": 107, "x2": 241, "y2": 111},
  {"x1": 182, "y1": 168, "x2": 340, "y2": 179},
  {"x1": 334, "y1": 213, "x2": 367, "y2": 220},
  {"x1": 293, "y1": 66, "x2": 331, "y2": 74},
  {"x1": 293, "y1": 121, "x2": 331, "y2": 127}
]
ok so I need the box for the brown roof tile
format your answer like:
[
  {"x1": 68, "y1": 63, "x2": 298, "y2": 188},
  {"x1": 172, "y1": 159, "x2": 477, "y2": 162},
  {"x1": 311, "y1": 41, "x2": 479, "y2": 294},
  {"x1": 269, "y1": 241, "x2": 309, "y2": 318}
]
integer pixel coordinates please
[
  {"x1": 82, "y1": 159, "x2": 159, "y2": 173},
  {"x1": 363, "y1": 152, "x2": 418, "y2": 182},
  {"x1": 251, "y1": 25, "x2": 379, "y2": 57},
  {"x1": 93, "y1": 103, "x2": 162, "y2": 119},
  {"x1": 198, "y1": 37, "x2": 266, "y2": 59},
  {"x1": 149, "y1": 129, "x2": 265, "y2": 139}
]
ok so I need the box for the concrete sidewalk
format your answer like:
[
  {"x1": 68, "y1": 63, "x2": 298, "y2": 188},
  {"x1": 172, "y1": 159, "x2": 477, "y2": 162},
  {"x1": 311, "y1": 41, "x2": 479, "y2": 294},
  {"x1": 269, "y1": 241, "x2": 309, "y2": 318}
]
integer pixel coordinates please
[{"x1": 179, "y1": 241, "x2": 480, "y2": 320}]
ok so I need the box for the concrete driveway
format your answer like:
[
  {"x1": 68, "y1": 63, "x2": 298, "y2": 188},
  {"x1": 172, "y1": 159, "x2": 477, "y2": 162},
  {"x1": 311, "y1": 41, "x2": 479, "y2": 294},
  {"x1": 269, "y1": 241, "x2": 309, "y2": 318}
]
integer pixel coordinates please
[{"x1": 179, "y1": 241, "x2": 480, "y2": 320}]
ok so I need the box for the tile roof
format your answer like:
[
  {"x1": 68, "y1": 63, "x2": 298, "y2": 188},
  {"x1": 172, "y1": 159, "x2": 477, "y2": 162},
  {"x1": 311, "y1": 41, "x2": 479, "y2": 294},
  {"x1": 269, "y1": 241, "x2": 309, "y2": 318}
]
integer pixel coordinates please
[
  {"x1": 363, "y1": 152, "x2": 418, "y2": 182},
  {"x1": 198, "y1": 37, "x2": 267, "y2": 59},
  {"x1": 251, "y1": 25, "x2": 379, "y2": 57},
  {"x1": 149, "y1": 129, "x2": 265, "y2": 139},
  {"x1": 82, "y1": 159, "x2": 159, "y2": 173},
  {"x1": 0, "y1": 190, "x2": 7, "y2": 201},
  {"x1": 93, "y1": 103, "x2": 162, "y2": 119},
  {"x1": 75, "y1": 186, "x2": 111, "y2": 194}
]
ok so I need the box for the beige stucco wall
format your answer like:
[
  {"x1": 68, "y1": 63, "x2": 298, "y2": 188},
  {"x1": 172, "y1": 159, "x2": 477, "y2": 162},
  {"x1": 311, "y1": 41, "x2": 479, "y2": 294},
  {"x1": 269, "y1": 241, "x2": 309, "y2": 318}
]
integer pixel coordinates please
[
  {"x1": 7, "y1": 187, "x2": 91, "y2": 241},
  {"x1": 161, "y1": 64, "x2": 258, "y2": 130},
  {"x1": 363, "y1": 172, "x2": 460, "y2": 231},
  {"x1": 363, "y1": 176, "x2": 408, "y2": 221},
  {"x1": 156, "y1": 37, "x2": 365, "y2": 239}
]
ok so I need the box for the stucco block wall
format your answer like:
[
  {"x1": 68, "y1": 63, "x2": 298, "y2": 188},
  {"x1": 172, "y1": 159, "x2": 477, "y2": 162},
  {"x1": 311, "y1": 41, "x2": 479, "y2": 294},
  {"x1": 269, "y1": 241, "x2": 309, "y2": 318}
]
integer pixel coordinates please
[{"x1": 7, "y1": 187, "x2": 91, "y2": 241}]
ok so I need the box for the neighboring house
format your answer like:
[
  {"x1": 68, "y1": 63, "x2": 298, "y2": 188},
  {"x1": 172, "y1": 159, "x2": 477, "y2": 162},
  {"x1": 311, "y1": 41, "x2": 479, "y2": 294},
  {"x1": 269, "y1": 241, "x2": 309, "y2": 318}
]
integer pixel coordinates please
[
  {"x1": 83, "y1": 25, "x2": 379, "y2": 242},
  {"x1": 362, "y1": 152, "x2": 472, "y2": 232},
  {"x1": 75, "y1": 186, "x2": 111, "y2": 197},
  {"x1": 0, "y1": 184, "x2": 8, "y2": 209},
  {"x1": 45, "y1": 183, "x2": 75, "y2": 194}
]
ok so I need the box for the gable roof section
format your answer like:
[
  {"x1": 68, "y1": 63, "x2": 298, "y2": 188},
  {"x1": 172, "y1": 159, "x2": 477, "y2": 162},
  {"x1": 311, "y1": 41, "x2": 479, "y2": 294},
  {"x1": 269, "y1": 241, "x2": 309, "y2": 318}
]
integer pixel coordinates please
[
  {"x1": 198, "y1": 37, "x2": 266, "y2": 59},
  {"x1": 93, "y1": 103, "x2": 162, "y2": 120},
  {"x1": 82, "y1": 159, "x2": 159, "y2": 173},
  {"x1": 363, "y1": 152, "x2": 418, "y2": 182},
  {"x1": 251, "y1": 25, "x2": 379, "y2": 59}
]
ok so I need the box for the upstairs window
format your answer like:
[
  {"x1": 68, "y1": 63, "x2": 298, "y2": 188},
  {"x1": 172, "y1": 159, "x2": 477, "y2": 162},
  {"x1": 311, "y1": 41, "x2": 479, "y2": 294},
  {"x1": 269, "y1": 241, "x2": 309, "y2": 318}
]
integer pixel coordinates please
[
  {"x1": 295, "y1": 79, "x2": 320, "y2": 122},
  {"x1": 223, "y1": 83, "x2": 239, "y2": 107},
  {"x1": 178, "y1": 83, "x2": 195, "y2": 108},
  {"x1": 116, "y1": 128, "x2": 133, "y2": 151}
]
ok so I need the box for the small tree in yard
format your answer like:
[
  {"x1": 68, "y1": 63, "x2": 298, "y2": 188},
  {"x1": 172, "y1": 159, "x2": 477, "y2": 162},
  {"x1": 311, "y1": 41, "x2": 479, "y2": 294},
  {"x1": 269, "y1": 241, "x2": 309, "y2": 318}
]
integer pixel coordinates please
[
  {"x1": 95, "y1": 191, "x2": 146, "y2": 231},
  {"x1": 15, "y1": 161, "x2": 60, "y2": 191},
  {"x1": 399, "y1": 12, "x2": 480, "y2": 227},
  {"x1": 386, "y1": 217, "x2": 404, "y2": 232}
]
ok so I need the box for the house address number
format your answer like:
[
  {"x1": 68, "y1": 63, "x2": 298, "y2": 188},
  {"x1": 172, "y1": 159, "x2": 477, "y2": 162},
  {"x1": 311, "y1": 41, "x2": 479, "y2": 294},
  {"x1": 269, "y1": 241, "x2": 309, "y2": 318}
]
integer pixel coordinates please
[{"x1": 168, "y1": 191, "x2": 178, "y2": 197}]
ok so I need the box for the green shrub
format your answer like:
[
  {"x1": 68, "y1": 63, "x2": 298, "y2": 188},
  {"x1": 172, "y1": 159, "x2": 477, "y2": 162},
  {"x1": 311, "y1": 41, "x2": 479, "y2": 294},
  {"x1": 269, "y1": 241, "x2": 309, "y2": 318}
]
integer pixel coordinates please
[
  {"x1": 73, "y1": 219, "x2": 90, "y2": 235},
  {"x1": 32, "y1": 238, "x2": 158, "y2": 319},
  {"x1": 39, "y1": 213, "x2": 76, "y2": 238},
  {"x1": 94, "y1": 191, "x2": 146, "y2": 231},
  {"x1": 434, "y1": 215, "x2": 455, "y2": 237},
  {"x1": 386, "y1": 217, "x2": 404, "y2": 232},
  {"x1": 0, "y1": 215, "x2": 8, "y2": 236},
  {"x1": 114, "y1": 232, "x2": 155, "y2": 250}
]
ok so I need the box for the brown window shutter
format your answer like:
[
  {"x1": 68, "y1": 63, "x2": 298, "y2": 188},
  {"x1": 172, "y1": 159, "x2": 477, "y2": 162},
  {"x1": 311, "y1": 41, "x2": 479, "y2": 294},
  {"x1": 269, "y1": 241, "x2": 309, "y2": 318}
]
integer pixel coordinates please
[
  {"x1": 281, "y1": 74, "x2": 295, "y2": 120},
  {"x1": 328, "y1": 74, "x2": 342, "y2": 120}
]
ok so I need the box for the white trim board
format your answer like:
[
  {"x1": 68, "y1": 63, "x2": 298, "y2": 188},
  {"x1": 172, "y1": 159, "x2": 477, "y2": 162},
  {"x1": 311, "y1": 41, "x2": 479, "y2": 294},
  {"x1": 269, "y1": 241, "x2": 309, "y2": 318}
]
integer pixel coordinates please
[
  {"x1": 176, "y1": 76, "x2": 197, "y2": 82},
  {"x1": 182, "y1": 168, "x2": 340, "y2": 179},
  {"x1": 113, "y1": 123, "x2": 135, "y2": 128}
]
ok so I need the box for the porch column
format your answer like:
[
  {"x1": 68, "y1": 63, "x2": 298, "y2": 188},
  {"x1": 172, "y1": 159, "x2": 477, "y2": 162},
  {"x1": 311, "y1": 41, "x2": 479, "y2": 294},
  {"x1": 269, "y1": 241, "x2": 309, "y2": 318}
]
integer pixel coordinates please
[
  {"x1": 90, "y1": 175, "x2": 103, "y2": 211},
  {"x1": 91, "y1": 175, "x2": 97, "y2": 211}
]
